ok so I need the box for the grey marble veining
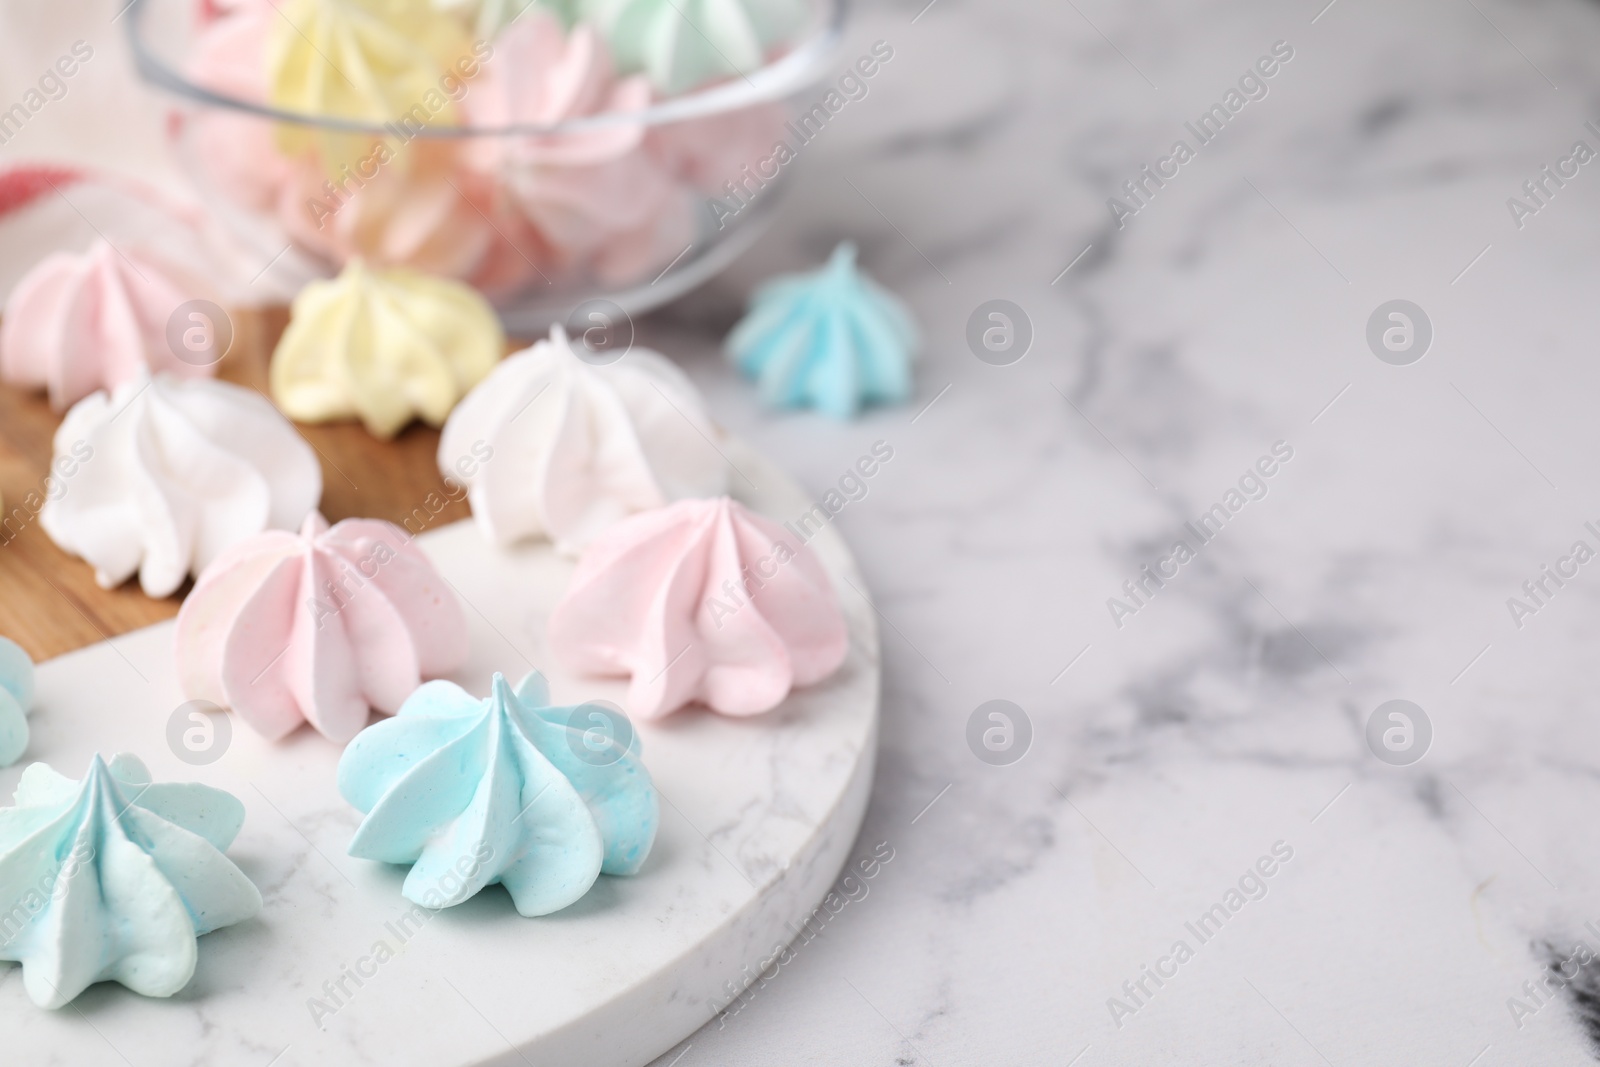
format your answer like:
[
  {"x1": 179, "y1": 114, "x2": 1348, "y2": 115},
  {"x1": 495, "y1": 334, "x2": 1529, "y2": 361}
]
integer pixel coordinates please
[
  {"x1": 644, "y1": 0, "x2": 1600, "y2": 1062},
  {"x1": 1, "y1": 0, "x2": 1597, "y2": 1060}
]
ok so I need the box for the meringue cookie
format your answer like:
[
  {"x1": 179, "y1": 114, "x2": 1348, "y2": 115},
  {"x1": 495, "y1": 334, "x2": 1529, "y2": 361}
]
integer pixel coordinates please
[
  {"x1": 442, "y1": 0, "x2": 577, "y2": 38},
  {"x1": 176, "y1": 512, "x2": 469, "y2": 743},
  {"x1": 184, "y1": 1, "x2": 292, "y2": 213},
  {"x1": 583, "y1": 0, "x2": 809, "y2": 94},
  {"x1": 266, "y1": 0, "x2": 475, "y2": 168},
  {"x1": 727, "y1": 242, "x2": 918, "y2": 419},
  {"x1": 338, "y1": 671, "x2": 658, "y2": 916},
  {"x1": 0, "y1": 637, "x2": 34, "y2": 768},
  {"x1": 548, "y1": 496, "x2": 847, "y2": 718},
  {"x1": 270, "y1": 259, "x2": 504, "y2": 439},
  {"x1": 648, "y1": 102, "x2": 791, "y2": 193},
  {"x1": 465, "y1": 13, "x2": 649, "y2": 172},
  {"x1": 40, "y1": 372, "x2": 323, "y2": 598},
  {"x1": 0, "y1": 753, "x2": 262, "y2": 1009},
  {"x1": 438, "y1": 323, "x2": 727, "y2": 551},
  {"x1": 275, "y1": 147, "x2": 514, "y2": 285},
  {"x1": 0, "y1": 241, "x2": 217, "y2": 411},
  {"x1": 463, "y1": 12, "x2": 692, "y2": 284},
  {"x1": 461, "y1": 198, "x2": 556, "y2": 296}
]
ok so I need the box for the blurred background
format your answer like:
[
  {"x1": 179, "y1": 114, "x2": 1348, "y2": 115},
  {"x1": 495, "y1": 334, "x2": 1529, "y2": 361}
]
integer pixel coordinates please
[{"x1": 8, "y1": 0, "x2": 1600, "y2": 1063}]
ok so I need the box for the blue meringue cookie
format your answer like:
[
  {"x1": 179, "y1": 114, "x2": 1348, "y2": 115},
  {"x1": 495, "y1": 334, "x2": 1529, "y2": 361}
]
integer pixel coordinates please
[
  {"x1": 337, "y1": 672, "x2": 658, "y2": 917},
  {"x1": 0, "y1": 636, "x2": 34, "y2": 767},
  {"x1": 727, "y1": 242, "x2": 919, "y2": 420},
  {"x1": 0, "y1": 753, "x2": 262, "y2": 1009}
]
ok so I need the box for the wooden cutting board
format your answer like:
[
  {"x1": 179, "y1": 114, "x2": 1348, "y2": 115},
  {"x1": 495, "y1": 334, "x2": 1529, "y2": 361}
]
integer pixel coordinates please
[{"x1": 0, "y1": 308, "x2": 504, "y2": 662}]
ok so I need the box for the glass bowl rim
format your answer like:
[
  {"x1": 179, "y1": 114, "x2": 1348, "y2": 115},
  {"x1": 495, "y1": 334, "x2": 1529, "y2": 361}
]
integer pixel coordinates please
[{"x1": 126, "y1": 0, "x2": 849, "y2": 138}]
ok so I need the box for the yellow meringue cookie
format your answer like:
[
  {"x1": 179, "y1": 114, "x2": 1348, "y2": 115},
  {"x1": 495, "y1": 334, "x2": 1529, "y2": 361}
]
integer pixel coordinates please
[
  {"x1": 266, "y1": 0, "x2": 476, "y2": 169},
  {"x1": 270, "y1": 260, "x2": 504, "y2": 439}
]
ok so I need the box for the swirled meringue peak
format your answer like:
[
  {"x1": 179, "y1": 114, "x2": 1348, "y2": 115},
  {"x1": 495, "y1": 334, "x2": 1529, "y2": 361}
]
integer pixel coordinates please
[
  {"x1": 266, "y1": 0, "x2": 474, "y2": 168},
  {"x1": 464, "y1": 12, "x2": 647, "y2": 168},
  {"x1": 438, "y1": 323, "x2": 727, "y2": 552},
  {"x1": 275, "y1": 150, "x2": 508, "y2": 285},
  {"x1": 462, "y1": 12, "x2": 691, "y2": 282},
  {"x1": 175, "y1": 512, "x2": 469, "y2": 743},
  {"x1": 584, "y1": 0, "x2": 809, "y2": 93},
  {"x1": 0, "y1": 753, "x2": 262, "y2": 1009},
  {"x1": 549, "y1": 496, "x2": 847, "y2": 719},
  {"x1": 0, "y1": 240, "x2": 216, "y2": 411},
  {"x1": 0, "y1": 637, "x2": 35, "y2": 768},
  {"x1": 39, "y1": 372, "x2": 323, "y2": 598},
  {"x1": 338, "y1": 671, "x2": 658, "y2": 916},
  {"x1": 727, "y1": 242, "x2": 918, "y2": 419},
  {"x1": 271, "y1": 259, "x2": 505, "y2": 439}
]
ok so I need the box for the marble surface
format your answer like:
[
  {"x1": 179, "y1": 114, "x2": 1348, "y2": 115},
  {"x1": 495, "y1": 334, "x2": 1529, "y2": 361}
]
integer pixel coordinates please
[
  {"x1": 633, "y1": 0, "x2": 1600, "y2": 1063},
  {"x1": 0, "y1": 441, "x2": 878, "y2": 1067},
  {"x1": 6, "y1": 0, "x2": 1600, "y2": 1062}
]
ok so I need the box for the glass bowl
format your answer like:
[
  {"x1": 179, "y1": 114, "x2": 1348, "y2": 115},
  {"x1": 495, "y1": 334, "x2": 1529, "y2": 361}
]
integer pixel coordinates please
[{"x1": 125, "y1": 0, "x2": 846, "y2": 333}]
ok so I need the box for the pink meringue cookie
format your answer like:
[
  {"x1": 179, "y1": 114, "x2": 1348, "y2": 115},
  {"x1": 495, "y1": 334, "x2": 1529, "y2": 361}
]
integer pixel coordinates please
[
  {"x1": 548, "y1": 497, "x2": 848, "y2": 719},
  {"x1": 464, "y1": 204, "x2": 554, "y2": 297},
  {"x1": 463, "y1": 12, "x2": 693, "y2": 284},
  {"x1": 648, "y1": 103, "x2": 791, "y2": 194},
  {"x1": 582, "y1": 169, "x2": 695, "y2": 286},
  {"x1": 276, "y1": 147, "x2": 520, "y2": 284},
  {"x1": 183, "y1": 1, "x2": 291, "y2": 213},
  {"x1": 175, "y1": 512, "x2": 469, "y2": 742},
  {"x1": 1, "y1": 241, "x2": 216, "y2": 410},
  {"x1": 466, "y1": 13, "x2": 650, "y2": 170}
]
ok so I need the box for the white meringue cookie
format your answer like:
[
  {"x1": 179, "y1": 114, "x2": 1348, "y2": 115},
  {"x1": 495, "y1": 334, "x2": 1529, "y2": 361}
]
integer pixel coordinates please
[
  {"x1": 40, "y1": 372, "x2": 323, "y2": 598},
  {"x1": 438, "y1": 324, "x2": 727, "y2": 552}
]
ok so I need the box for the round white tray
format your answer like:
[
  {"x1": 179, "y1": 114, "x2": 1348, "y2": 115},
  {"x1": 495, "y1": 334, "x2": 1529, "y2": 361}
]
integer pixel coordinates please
[{"x1": 0, "y1": 439, "x2": 880, "y2": 1067}]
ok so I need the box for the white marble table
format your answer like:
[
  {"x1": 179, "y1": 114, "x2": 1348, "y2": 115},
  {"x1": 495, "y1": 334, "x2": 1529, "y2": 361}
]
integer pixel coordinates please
[
  {"x1": 6, "y1": 0, "x2": 1600, "y2": 1061},
  {"x1": 638, "y1": 0, "x2": 1600, "y2": 1062}
]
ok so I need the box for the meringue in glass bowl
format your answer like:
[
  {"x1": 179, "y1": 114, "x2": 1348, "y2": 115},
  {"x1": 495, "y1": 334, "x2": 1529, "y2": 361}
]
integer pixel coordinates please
[{"x1": 125, "y1": 0, "x2": 846, "y2": 333}]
